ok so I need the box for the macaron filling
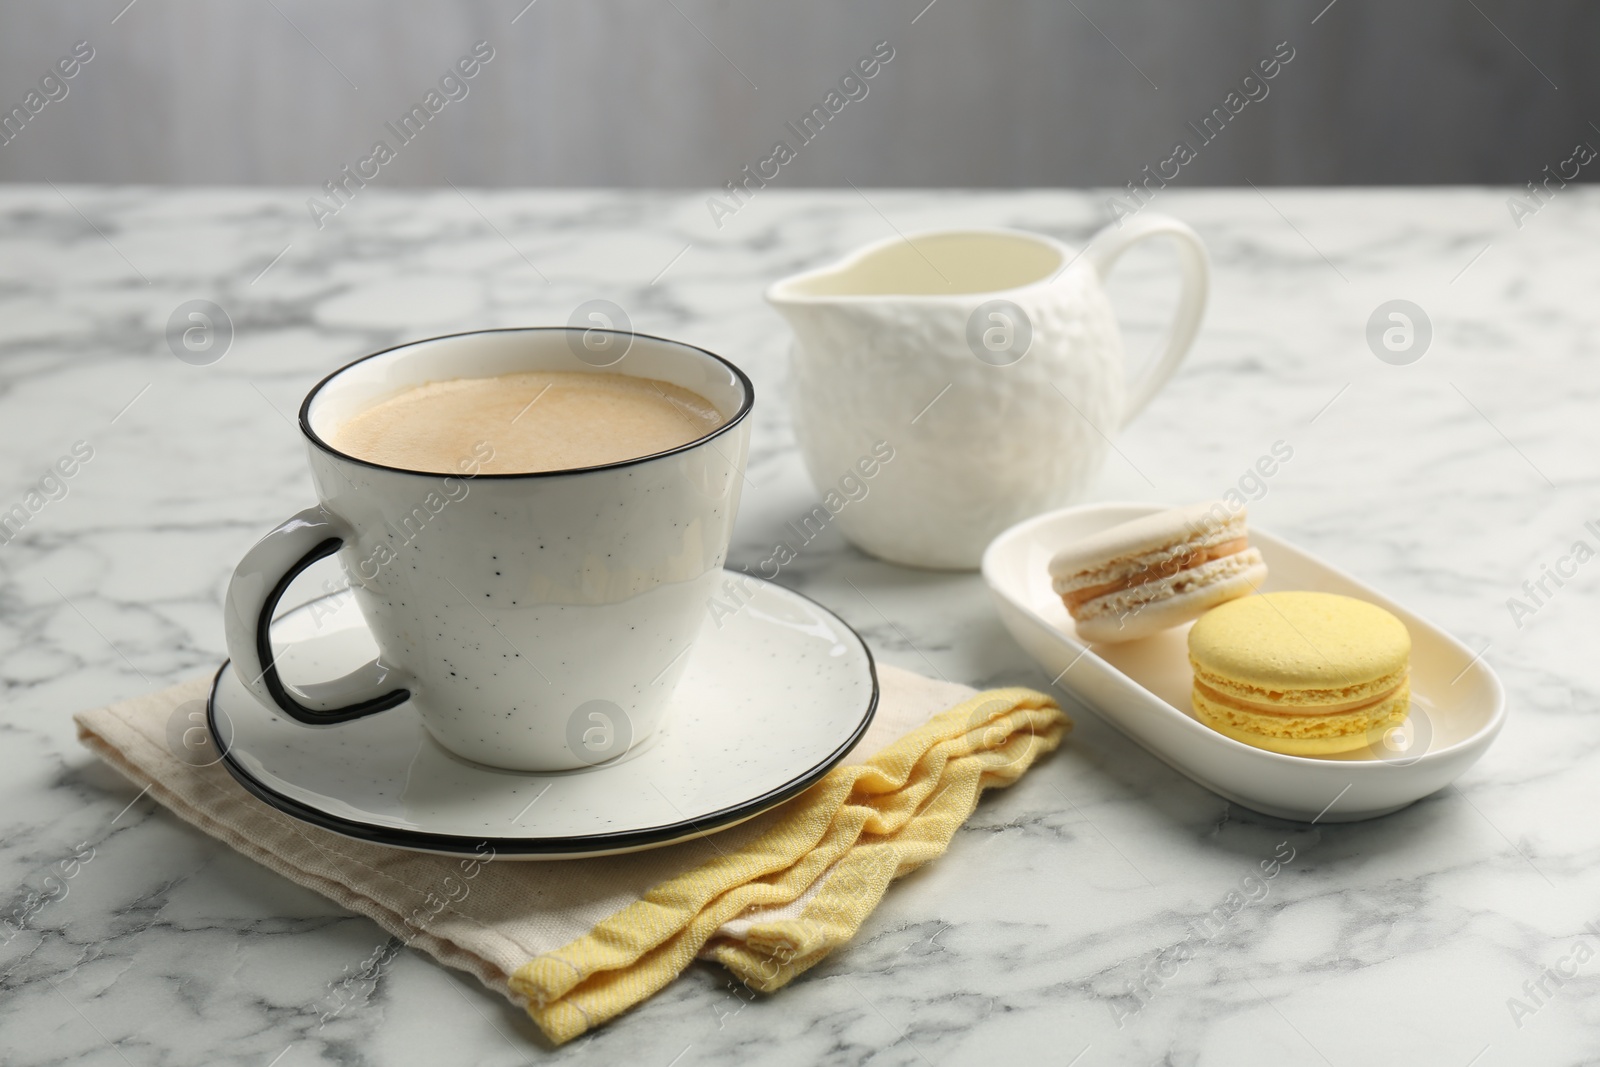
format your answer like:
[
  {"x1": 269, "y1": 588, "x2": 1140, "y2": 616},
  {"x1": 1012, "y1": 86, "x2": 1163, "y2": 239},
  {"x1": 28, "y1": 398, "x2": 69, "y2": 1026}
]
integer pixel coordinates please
[
  {"x1": 1192, "y1": 684, "x2": 1411, "y2": 753},
  {"x1": 1189, "y1": 659, "x2": 1410, "y2": 710},
  {"x1": 1191, "y1": 674, "x2": 1407, "y2": 718},
  {"x1": 1061, "y1": 536, "x2": 1251, "y2": 612}
]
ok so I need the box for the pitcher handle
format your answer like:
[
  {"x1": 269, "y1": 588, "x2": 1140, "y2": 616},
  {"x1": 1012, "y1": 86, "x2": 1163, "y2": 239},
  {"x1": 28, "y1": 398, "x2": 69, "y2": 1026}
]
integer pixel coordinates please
[{"x1": 1084, "y1": 214, "x2": 1210, "y2": 429}]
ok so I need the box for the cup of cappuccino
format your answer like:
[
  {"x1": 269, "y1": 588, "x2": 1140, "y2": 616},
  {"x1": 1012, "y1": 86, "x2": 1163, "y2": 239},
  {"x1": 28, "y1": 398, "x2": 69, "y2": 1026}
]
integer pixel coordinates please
[{"x1": 222, "y1": 327, "x2": 753, "y2": 772}]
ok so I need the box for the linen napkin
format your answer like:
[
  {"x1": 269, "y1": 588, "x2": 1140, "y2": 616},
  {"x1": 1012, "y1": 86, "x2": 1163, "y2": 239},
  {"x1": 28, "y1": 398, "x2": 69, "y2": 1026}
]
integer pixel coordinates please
[{"x1": 74, "y1": 664, "x2": 1068, "y2": 1044}]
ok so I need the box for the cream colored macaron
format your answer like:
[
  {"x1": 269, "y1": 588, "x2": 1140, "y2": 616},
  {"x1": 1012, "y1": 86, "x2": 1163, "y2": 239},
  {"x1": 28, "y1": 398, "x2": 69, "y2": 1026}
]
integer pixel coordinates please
[
  {"x1": 1048, "y1": 501, "x2": 1267, "y2": 643},
  {"x1": 1187, "y1": 591, "x2": 1412, "y2": 757}
]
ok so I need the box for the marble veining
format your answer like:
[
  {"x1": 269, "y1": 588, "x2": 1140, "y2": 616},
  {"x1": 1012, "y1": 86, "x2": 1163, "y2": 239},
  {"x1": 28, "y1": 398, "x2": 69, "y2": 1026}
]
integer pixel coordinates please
[{"x1": 2, "y1": 185, "x2": 1599, "y2": 1065}]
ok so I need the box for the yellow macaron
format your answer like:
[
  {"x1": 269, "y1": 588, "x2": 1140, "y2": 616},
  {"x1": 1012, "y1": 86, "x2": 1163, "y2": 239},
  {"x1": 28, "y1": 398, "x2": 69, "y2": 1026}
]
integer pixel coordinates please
[{"x1": 1187, "y1": 591, "x2": 1412, "y2": 757}]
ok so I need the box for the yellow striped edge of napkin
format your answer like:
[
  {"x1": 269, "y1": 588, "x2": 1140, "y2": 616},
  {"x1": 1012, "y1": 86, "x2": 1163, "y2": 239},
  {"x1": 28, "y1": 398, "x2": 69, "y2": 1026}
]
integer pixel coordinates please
[{"x1": 510, "y1": 687, "x2": 1069, "y2": 1043}]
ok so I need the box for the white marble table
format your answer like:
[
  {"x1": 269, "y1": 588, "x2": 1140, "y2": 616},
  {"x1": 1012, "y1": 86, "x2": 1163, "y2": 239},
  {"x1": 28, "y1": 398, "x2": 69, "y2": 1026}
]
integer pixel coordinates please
[{"x1": 1, "y1": 186, "x2": 1596, "y2": 1066}]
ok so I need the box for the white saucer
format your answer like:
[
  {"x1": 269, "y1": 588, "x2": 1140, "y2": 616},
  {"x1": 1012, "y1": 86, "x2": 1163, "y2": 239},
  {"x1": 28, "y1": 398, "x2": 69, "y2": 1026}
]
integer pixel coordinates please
[
  {"x1": 208, "y1": 575, "x2": 877, "y2": 859},
  {"x1": 983, "y1": 503, "x2": 1505, "y2": 823}
]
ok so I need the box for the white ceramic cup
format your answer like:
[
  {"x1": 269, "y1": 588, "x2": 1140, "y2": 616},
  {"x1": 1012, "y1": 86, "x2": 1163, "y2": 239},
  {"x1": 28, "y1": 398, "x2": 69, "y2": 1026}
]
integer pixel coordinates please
[
  {"x1": 222, "y1": 328, "x2": 753, "y2": 772},
  {"x1": 767, "y1": 217, "x2": 1209, "y2": 570}
]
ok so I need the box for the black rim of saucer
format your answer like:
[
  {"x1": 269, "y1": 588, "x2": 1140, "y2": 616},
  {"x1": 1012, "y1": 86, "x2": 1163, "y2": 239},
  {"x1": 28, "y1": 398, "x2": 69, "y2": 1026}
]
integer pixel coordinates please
[{"x1": 206, "y1": 583, "x2": 879, "y2": 857}]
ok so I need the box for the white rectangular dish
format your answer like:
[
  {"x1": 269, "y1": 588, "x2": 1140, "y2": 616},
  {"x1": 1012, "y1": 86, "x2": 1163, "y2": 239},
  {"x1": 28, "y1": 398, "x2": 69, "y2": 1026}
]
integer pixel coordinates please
[{"x1": 982, "y1": 503, "x2": 1505, "y2": 822}]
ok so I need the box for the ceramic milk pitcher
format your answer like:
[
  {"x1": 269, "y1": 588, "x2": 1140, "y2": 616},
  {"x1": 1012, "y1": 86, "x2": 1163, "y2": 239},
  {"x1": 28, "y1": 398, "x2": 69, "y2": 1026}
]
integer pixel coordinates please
[{"x1": 766, "y1": 215, "x2": 1209, "y2": 569}]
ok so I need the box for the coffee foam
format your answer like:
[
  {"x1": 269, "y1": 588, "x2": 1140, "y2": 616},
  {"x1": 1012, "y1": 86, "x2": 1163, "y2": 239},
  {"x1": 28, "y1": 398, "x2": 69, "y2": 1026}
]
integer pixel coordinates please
[{"x1": 331, "y1": 371, "x2": 724, "y2": 474}]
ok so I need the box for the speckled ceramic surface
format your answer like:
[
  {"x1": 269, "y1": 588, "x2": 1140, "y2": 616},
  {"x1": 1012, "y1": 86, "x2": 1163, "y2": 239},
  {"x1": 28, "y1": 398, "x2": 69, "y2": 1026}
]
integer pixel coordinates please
[
  {"x1": 208, "y1": 577, "x2": 877, "y2": 858},
  {"x1": 221, "y1": 328, "x2": 755, "y2": 773}
]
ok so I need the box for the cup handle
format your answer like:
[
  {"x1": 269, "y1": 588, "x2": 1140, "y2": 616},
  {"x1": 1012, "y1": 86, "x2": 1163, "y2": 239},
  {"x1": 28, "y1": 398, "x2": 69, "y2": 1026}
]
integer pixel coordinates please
[
  {"x1": 1084, "y1": 213, "x2": 1211, "y2": 429},
  {"x1": 223, "y1": 505, "x2": 411, "y2": 724}
]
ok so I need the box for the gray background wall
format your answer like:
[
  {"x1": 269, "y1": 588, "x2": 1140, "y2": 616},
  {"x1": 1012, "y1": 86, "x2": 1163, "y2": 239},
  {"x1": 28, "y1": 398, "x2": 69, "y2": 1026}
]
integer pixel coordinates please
[{"x1": 0, "y1": 0, "x2": 1595, "y2": 188}]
